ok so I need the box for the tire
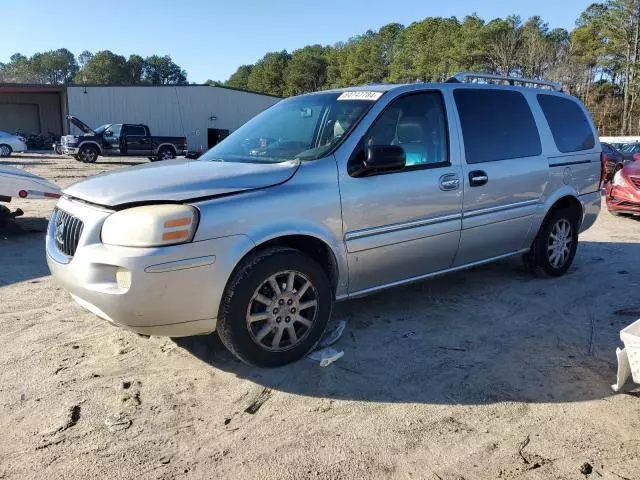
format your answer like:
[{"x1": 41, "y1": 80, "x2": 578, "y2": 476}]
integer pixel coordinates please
[
  {"x1": 73, "y1": 155, "x2": 82, "y2": 162},
  {"x1": 155, "y1": 147, "x2": 176, "y2": 161},
  {"x1": 523, "y1": 208, "x2": 579, "y2": 277},
  {"x1": 217, "y1": 247, "x2": 333, "y2": 367},
  {"x1": 0, "y1": 144, "x2": 12, "y2": 157},
  {"x1": 78, "y1": 145, "x2": 98, "y2": 163}
]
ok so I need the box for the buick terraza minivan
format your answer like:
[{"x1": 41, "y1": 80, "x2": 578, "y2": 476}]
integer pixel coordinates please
[{"x1": 47, "y1": 73, "x2": 603, "y2": 366}]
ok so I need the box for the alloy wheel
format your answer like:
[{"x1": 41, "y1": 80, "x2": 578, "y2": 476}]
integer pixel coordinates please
[
  {"x1": 547, "y1": 218, "x2": 573, "y2": 269},
  {"x1": 245, "y1": 270, "x2": 318, "y2": 352}
]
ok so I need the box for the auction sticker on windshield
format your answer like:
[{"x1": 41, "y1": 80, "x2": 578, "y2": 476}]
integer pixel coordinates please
[{"x1": 337, "y1": 91, "x2": 383, "y2": 101}]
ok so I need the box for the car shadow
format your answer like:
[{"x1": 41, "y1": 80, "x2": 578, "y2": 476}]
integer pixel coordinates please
[
  {"x1": 0, "y1": 217, "x2": 50, "y2": 286},
  {"x1": 176, "y1": 240, "x2": 640, "y2": 405}
]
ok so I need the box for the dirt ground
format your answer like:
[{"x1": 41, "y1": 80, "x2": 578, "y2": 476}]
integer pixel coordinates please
[{"x1": 1, "y1": 152, "x2": 640, "y2": 480}]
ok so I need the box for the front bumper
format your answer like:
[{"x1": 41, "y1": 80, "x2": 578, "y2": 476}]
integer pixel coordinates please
[
  {"x1": 62, "y1": 146, "x2": 78, "y2": 155},
  {"x1": 46, "y1": 197, "x2": 254, "y2": 337},
  {"x1": 606, "y1": 183, "x2": 640, "y2": 215}
]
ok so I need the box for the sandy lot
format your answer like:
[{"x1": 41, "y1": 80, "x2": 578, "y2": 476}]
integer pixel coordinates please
[{"x1": 1, "y1": 152, "x2": 640, "y2": 480}]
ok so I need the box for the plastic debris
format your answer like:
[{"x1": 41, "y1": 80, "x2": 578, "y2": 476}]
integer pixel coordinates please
[
  {"x1": 320, "y1": 320, "x2": 346, "y2": 347},
  {"x1": 309, "y1": 347, "x2": 344, "y2": 367},
  {"x1": 612, "y1": 318, "x2": 640, "y2": 392},
  {"x1": 612, "y1": 347, "x2": 631, "y2": 392}
]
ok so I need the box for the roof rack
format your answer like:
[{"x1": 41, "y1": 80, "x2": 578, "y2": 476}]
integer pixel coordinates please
[{"x1": 446, "y1": 72, "x2": 562, "y2": 91}]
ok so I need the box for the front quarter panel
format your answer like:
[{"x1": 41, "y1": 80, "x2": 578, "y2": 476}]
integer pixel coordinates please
[{"x1": 193, "y1": 157, "x2": 347, "y2": 295}]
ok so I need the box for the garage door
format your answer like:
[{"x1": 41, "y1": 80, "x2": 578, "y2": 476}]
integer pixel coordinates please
[{"x1": 0, "y1": 103, "x2": 39, "y2": 134}]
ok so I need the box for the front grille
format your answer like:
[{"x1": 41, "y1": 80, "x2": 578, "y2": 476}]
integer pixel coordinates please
[
  {"x1": 630, "y1": 176, "x2": 640, "y2": 189},
  {"x1": 53, "y1": 208, "x2": 84, "y2": 257}
]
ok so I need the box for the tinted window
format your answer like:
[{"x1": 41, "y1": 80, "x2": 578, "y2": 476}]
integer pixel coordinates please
[
  {"x1": 454, "y1": 89, "x2": 541, "y2": 164},
  {"x1": 125, "y1": 125, "x2": 146, "y2": 136},
  {"x1": 537, "y1": 94, "x2": 594, "y2": 153},
  {"x1": 362, "y1": 91, "x2": 449, "y2": 169},
  {"x1": 108, "y1": 124, "x2": 122, "y2": 137}
]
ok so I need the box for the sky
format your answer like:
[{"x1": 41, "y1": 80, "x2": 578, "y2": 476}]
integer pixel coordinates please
[{"x1": 0, "y1": 0, "x2": 591, "y2": 83}]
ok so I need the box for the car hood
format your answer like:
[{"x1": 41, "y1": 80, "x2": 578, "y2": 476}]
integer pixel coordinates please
[
  {"x1": 63, "y1": 159, "x2": 300, "y2": 207},
  {"x1": 67, "y1": 115, "x2": 95, "y2": 134}
]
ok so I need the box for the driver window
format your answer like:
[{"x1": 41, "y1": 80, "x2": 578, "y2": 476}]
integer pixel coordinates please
[
  {"x1": 364, "y1": 91, "x2": 449, "y2": 168},
  {"x1": 107, "y1": 125, "x2": 122, "y2": 138}
]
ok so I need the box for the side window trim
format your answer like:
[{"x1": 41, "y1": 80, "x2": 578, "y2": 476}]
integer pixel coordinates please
[{"x1": 347, "y1": 89, "x2": 451, "y2": 178}]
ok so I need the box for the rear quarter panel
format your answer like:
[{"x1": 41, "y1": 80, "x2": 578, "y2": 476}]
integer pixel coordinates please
[{"x1": 523, "y1": 92, "x2": 601, "y2": 244}]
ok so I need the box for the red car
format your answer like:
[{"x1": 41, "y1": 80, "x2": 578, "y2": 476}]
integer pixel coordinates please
[{"x1": 606, "y1": 161, "x2": 640, "y2": 216}]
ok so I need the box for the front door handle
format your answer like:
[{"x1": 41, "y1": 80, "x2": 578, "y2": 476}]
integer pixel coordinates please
[
  {"x1": 439, "y1": 173, "x2": 460, "y2": 191},
  {"x1": 469, "y1": 170, "x2": 488, "y2": 187}
]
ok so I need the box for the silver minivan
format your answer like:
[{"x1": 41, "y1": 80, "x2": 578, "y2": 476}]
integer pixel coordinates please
[{"x1": 46, "y1": 73, "x2": 604, "y2": 366}]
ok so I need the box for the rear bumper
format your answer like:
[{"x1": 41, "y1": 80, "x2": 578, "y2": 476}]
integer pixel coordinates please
[{"x1": 578, "y1": 190, "x2": 602, "y2": 232}]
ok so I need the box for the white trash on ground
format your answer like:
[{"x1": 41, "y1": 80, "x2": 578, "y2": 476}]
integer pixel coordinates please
[
  {"x1": 309, "y1": 348, "x2": 344, "y2": 367},
  {"x1": 308, "y1": 320, "x2": 347, "y2": 367},
  {"x1": 611, "y1": 318, "x2": 640, "y2": 392},
  {"x1": 320, "y1": 320, "x2": 346, "y2": 347}
]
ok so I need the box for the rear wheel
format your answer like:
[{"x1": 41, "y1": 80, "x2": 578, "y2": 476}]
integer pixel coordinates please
[
  {"x1": 155, "y1": 147, "x2": 176, "y2": 161},
  {"x1": 78, "y1": 145, "x2": 98, "y2": 163},
  {"x1": 0, "y1": 144, "x2": 12, "y2": 157},
  {"x1": 217, "y1": 247, "x2": 333, "y2": 367},
  {"x1": 523, "y1": 208, "x2": 579, "y2": 277}
]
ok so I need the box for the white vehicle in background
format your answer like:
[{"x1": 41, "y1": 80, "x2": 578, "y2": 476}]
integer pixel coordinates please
[
  {"x1": 0, "y1": 131, "x2": 28, "y2": 157},
  {"x1": 0, "y1": 165, "x2": 61, "y2": 221}
]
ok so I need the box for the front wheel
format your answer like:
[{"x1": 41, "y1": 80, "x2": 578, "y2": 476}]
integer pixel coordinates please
[
  {"x1": 523, "y1": 208, "x2": 579, "y2": 277},
  {"x1": 0, "y1": 144, "x2": 12, "y2": 157},
  {"x1": 217, "y1": 247, "x2": 333, "y2": 367},
  {"x1": 78, "y1": 145, "x2": 98, "y2": 163}
]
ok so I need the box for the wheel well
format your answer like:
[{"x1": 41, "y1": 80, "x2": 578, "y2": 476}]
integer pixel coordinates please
[
  {"x1": 546, "y1": 196, "x2": 583, "y2": 226},
  {"x1": 249, "y1": 235, "x2": 340, "y2": 294},
  {"x1": 158, "y1": 144, "x2": 176, "y2": 153}
]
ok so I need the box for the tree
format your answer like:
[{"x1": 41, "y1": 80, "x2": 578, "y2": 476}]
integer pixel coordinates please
[
  {"x1": 484, "y1": 16, "x2": 523, "y2": 75},
  {"x1": 247, "y1": 51, "x2": 290, "y2": 96},
  {"x1": 143, "y1": 55, "x2": 187, "y2": 85},
  {"x1": 225, "y1": 65, "x2": 253, "y2": 90},
  {"x1": 284, "y1": 45, "x2": 327, "y2": 95},
  {"x1": 125, "y1": 54, "x2": 146, "y2": 84},
  {"x1": 75, "y1": 50, "x2": 128, "y2": 84},
  {"x1": 204, "y1": 79, "x2": 223, "y2": 86}
]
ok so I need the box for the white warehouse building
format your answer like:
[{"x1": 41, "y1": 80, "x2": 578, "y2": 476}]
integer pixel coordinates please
[
  {"x1": 0, "y1": 84, "x2": 280, "y2": 153},
  {"x1": 66, "y1": 85, "x2": 280, "y2": 152}
]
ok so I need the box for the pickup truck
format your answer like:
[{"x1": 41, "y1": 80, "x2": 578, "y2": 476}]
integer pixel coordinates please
[{"x1": 61, "y1": 116, "x2": 188, "y2": 163}]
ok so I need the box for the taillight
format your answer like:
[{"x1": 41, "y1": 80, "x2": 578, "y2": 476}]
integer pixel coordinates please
[
  {"x1": 633, "y1": 153, "x2": 640, "y2": 161},
  {"x1": 600, "y1": 152, "x2": 607, "y2": 189}
]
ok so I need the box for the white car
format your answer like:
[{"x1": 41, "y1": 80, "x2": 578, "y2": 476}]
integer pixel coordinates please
[{"x1": 0, "y1": 130, "x2": 28, "y2": 157}]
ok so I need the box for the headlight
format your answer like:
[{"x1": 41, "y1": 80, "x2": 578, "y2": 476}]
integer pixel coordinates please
[
  {"x1": 101, "y1": 204, "x2": 199, "y2": 247},
  {"x1": 612, "y1": 170, "x2": 629, "y2": 187}
]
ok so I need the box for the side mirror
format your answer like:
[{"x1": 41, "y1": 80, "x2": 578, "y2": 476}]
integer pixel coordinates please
[{"x1": 351, "y1": 145, "x2": 406, "y2": 177}]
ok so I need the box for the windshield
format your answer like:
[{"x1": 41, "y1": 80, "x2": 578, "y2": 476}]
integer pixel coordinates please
[
  {"x1": 93, "y1": 124, "x2": 112, "y2": 134},
  {"x1": 198, "y1": 92, "x2": 380, "y2": 164}
]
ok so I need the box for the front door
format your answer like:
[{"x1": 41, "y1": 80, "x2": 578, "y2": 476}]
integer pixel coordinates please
[
  {"x1": 339, "y1": 90, "x2": 464, "y2": 295},
  {"x1": 103, "y1": 124, "x2": 122, "y2": 154},
  {"x1": 451, "y1": 87, "x2": 548, "y2": 266}
]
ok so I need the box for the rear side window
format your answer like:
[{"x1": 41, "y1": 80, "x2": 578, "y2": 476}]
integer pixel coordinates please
[
  {"x1": 454, "y1": 89, "x2": 541, "y2": 164},
  {"x1": 125, "y1": 125, "x2": 146, "y2": 136},
  {"x1": 537, "y1": 94, "x2": 595, "y2": 153}
]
